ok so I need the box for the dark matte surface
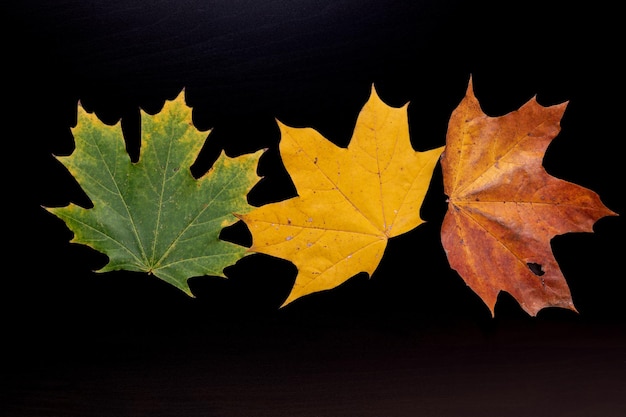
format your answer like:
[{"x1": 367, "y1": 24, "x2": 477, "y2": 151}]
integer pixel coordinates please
[{"x1": 4, "y1": 1, "x2": 625, "y2": 416}]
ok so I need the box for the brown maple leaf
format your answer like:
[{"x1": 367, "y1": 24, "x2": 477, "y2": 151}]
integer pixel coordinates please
[{"x1": 441, "y1": 77, "x2": 617, "y2": 316}]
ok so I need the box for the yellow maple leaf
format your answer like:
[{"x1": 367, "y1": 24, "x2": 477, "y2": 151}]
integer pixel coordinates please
[{"x1": 238, "y1": 85, "x2": 444, "y2": 307}]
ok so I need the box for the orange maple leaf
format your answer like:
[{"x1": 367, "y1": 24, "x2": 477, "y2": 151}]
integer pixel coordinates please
[
  {"x1": 239, "y1": 85, "x2": 443, "y2": 307},
  {"x1": 440, "y1": 77, "x2": 618, "y2": 316}
]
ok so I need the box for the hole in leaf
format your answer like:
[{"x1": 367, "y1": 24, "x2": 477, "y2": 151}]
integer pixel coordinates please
[{"x1": 527, "y1": 262, "x2": 545, "y2": 276}]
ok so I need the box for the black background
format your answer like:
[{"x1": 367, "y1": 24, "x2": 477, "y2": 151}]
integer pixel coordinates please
[{"x1": 4, "y1": 1, "x2": 625, "y2": 416}]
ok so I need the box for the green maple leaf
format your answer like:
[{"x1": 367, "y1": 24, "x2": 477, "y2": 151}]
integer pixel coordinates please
[{"x1": 45, "y1": 91, "x2": 263, "y2": 296}]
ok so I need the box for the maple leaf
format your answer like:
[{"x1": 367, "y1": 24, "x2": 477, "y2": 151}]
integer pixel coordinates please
[
  {"x1": 45, "y1": 91, "x2": 263, "y2": 296},
  {"x1": 440, "y1": 77, "x2": 618, "y2": 316},
  {"x1": 238, "y1": 85, "x2": 444, "y2": 307}
]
